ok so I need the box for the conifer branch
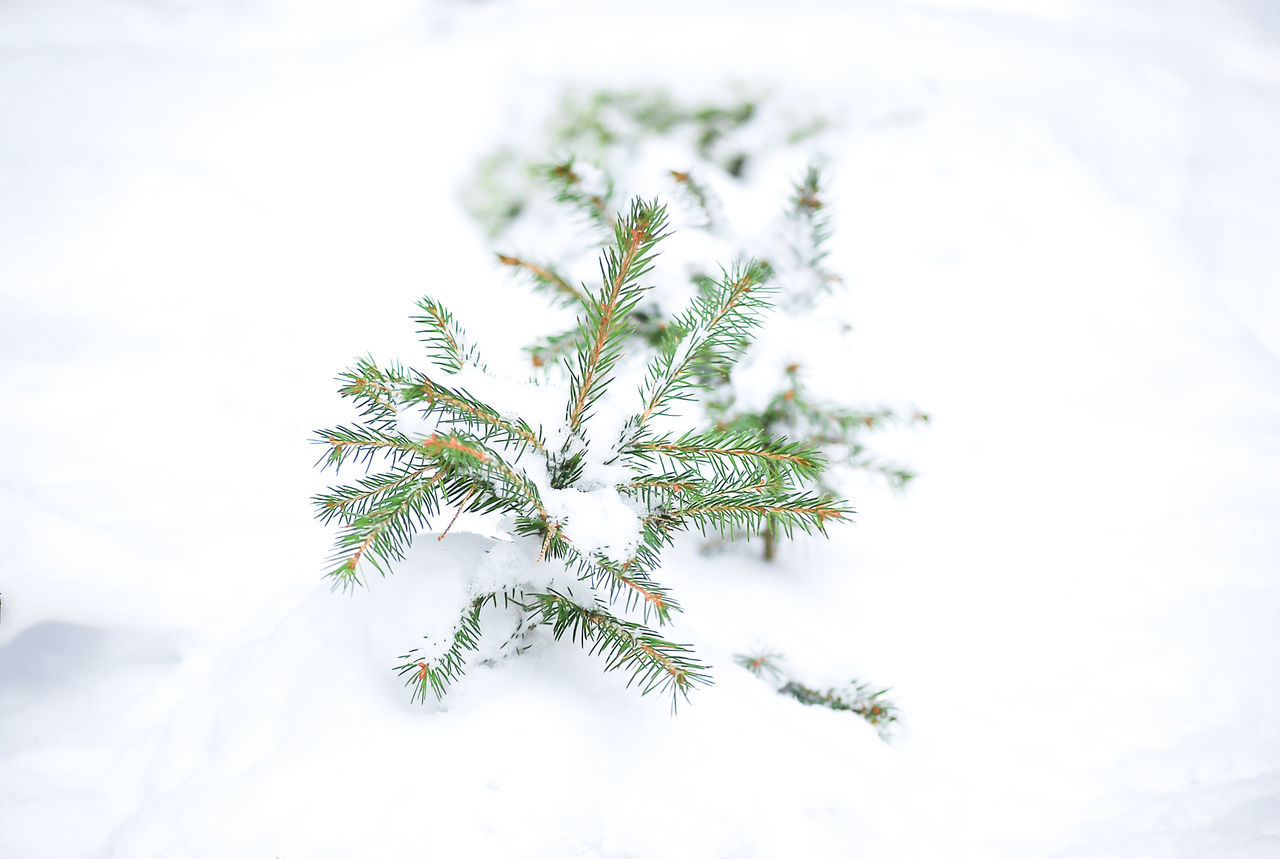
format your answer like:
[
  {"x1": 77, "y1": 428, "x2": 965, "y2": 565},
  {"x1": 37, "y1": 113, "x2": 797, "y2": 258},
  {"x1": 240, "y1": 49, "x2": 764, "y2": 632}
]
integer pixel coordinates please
[
  {"x1": 437, "y1": 486, "x2": 477, "y2": 542},
  {"x1": 736, "y1": 650, "x2": 899, "y2": 740},
  {"x1": 419, "y1": 433, "x2": 492, "y2": 465},
  {"x1": 316, "y1": 425, "x2": 440, "y2": 472},
  {"x1": 711, "y1": 377, "x2": 926, "y2": 499},
  {"x1": 625, "y1": 431, "x2": 824, "y2": 481},
  {"x1": 335, "y1": 357, "x2": 410, "y2": 432},
  {"x1": 525, "y1": 591, "x2": 710, "y2": 708},
  {"x1": 432, "y1": 439, "x2": 548, "y2": 521},
  {"x1": 405, "y1": 375, "x2": 546, "y2": 454},
  {"x1": 412, "y1": 297, "x2": 477, "y2": 373},
  {"x1": 779, "y1": 681, "x2": 899, "y2": 739},
  {"x1": 482, "y1": 458, "x2": 548, "y2": 520},
  {"x1": 619, "y1": 472, "x2": 700, "y2": 506},
  {"x1": 497, "y1": 254, "x2": 588, "y2": 307},
  {"x1": 325, "y1": 474, "x2": 443, "y2": 585},
  {"x1": 667, "y1": 490, "x2": 849, "y2": 540},
  {"x1": 535, "y1": 522, "x2": 559, "y2": 563},
  {"x1": 517, "y1": 518, "x2": 678, "y2": 625},
  {"x1": 586, "y1": 558, "x2": 677, "y2": 626},
  {"x1": 565, "y1": 198, "x2": 669, "y2": 435},
  {"x1": 544, "y1": 158, "x2": 615, "y2": 229},
  {"x1": 313, "y1": 464, "x2": 439, "y2": 525},
  {"x1": 527, "y1": 329, "x2": 584, "y2": 370},
  {"x1": 398, "y1": 595, "x2": 492, "y2": 702},
  {"x1": 634, "y1": 260, "x2": 772, "y2": 429},
  {"x1": 669, "y1": 168, "x2": 723, "y2": 232},
  {"x1": 317, "y1": 423, "x2": 545, "y2": 588},
  {"x1": 780, "y1": 165, "x2": 842, "y2": 305},
  {"x1": 733, "y1": 650, "x2": 785, "y2": 682}
]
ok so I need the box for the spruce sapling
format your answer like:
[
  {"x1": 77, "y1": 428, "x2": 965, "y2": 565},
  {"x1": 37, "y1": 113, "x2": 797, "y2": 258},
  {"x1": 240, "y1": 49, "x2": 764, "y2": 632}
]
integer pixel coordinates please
[{"x1": 314, "y1": 198, "x2": 851, "y2": 708}]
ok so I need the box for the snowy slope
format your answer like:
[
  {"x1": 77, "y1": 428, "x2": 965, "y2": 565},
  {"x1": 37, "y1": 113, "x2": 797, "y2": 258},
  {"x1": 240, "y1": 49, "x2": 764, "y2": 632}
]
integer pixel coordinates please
[{"x1": 2, "y1": 1, "x2": 1278, "y2": 856}]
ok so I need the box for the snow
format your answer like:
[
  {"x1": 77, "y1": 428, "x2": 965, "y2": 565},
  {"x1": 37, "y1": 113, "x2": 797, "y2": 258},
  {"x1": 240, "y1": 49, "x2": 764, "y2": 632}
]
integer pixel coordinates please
[
  {"x1": 359, "y1": 531, "x2": 491, "y2": 663},
  {"x1": 3, "y1": 0, "x2": 1280, "y2": 857},
  {"x1": 543, "y1": 484, "x2": 642, "y2": 563}
]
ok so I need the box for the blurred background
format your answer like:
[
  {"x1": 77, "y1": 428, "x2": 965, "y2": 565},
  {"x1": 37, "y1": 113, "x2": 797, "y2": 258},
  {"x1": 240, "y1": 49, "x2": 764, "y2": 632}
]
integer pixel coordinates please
[{"x1": 2, "y1": 1, "x2": 1278, "y2": 856}]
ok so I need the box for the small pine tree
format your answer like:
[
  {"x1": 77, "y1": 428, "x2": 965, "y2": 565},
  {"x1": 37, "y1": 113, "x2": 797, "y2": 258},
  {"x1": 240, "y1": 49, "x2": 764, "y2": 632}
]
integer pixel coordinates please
[
  {"x1": 314, "y1": 199, "x2": 851, "y2": 707},
  {"x1": 473, "y1": 88, "x2": 926, "y2": 561}
]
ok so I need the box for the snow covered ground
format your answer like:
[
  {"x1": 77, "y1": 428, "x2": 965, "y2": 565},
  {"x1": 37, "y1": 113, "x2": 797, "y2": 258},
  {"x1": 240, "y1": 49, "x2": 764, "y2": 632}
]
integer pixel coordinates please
[{"x1": 2, "y1": 0, "x2": 1279, "y2": 856}]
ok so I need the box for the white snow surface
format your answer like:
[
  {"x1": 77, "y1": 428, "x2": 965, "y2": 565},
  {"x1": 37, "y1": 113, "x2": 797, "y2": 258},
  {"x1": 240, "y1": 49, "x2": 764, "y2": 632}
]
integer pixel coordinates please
[{"x1": 3, "y1": 1, "x2": 1280, "y2": 857}]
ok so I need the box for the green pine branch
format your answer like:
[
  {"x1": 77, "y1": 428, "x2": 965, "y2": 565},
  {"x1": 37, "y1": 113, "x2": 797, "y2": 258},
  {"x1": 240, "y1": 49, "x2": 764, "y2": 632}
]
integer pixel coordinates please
[
  {"x1": 779, "y1": 680, "x2": 899, "y2": 739},
  {"x1": 313, "y1": 463, "x2": 439, "y2": 525},
  {"x1": 624, "y1": 430, "x2": 825, "y2": 482},
  {"x1": 665, "y1": 486, "x2": 849, "y2": 541},
  {"x1": 526, "y1": 328, "x2": 584, "y2": 370},
  {"x1": 734, "y1": 650, "x2": 785, "y2": 682},
  {"x1": 669, "y1": 169, "x2": 723, "y2": 232},
  {"x1": 779, "y1": 165, "x2": 842, "y2": 306},
  {"x1": 314, "y1": 424, "x2": 437, "y2": 472},
  {"x1": 497, "y1": 253, "x2": 589, "y2": 308},
  {"x1": 526, "y1": 591, "x2": 711, "y2": 709},
  {"x1": 543, "y1": 158, "x2": 614, "y2": 230},
  {"x1": 334, "y1": 356, "x2": 411, "y2": 432},
  {"x1": 565, "y1": 198, "x2": 669, "y2": 436},
  {"x1": 736, "y1": 650, "x2": 899, "y2": 740},
  {"x1": 402, "y1": 374, "x2": 546, "y2": 455},
  {"x1": 412, "y1": 296, "x2": 480, "y2": 373},
  {"x1": 322, "y1": 473, "x2": 443, "y2": 585},
  {"x1": 398, "y1": 594, "x2": 492, "y2": 702},
  {"x1": 633, "y1": 259, "x2": 773, "y2": 430}
]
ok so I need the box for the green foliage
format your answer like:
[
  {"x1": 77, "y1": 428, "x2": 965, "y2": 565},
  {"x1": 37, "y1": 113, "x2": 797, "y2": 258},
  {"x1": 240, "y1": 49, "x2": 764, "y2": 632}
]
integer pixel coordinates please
[
  {"x1": 314, "y1": 198, "x2": 852, "y2": 708},
  {"x1": 780, "y1": 680, "x2": 899, "y2": 739},
  {"x1": 466, "y1": 89, "x2": 781, "y2": 243},
  {"x1": 733, "y1": 650, "x2": 785, "y2": 682},
  {"x1": 474, "y1": 88, "x2": 927, "y2": 561},
  {"x1": 736, "y1": 651, "x2": 899, "y2": 740},
  {"x1": 552, "y1": 89, "x2": 759, "y2": 161},
  {"x1": 565, "y1": 198, "x2": 669, "y2": 437}
]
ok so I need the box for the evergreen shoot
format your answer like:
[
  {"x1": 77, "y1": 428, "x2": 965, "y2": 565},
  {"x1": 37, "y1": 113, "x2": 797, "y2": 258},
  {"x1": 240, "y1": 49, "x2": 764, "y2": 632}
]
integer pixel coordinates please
[{"x1": 314, "y1": 197, "x2": 852, "y2": 708}]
